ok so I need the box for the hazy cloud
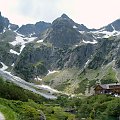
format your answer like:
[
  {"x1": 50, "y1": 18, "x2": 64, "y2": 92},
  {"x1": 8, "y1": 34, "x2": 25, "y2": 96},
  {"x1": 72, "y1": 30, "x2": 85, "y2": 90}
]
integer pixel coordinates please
[{"x1": 17, "y1": 0, "x2": 61, "y2": 23}]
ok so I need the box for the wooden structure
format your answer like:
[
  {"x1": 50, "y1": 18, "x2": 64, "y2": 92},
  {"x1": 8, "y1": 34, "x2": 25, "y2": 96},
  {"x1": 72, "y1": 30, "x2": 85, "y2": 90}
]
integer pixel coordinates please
[{"x1": 94, "y1": 83, "x2": 120, "y2": 95}]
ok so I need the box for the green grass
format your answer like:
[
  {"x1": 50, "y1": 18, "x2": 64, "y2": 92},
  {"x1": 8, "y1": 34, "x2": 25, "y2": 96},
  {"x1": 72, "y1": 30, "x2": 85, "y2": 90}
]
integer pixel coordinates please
[
  {"x1": 43, "y1": 69, "x2": 79, "y2": 91},
  {"x1": 43, "y1": 72, "x2": 60, "y2": 84},
  {"x1": 0, "y1": 98, "x2": 76, "y2": 120},
  {"x1": 0, "y1": 77, "x2": 76, "y2": 120},
  {"x1": 76, "y1": 65, "x2": 118, "y2": 94},
  {"x1": 54, "y1": 81, "x2": 71, "y2": 91},
  {"x1": 0, "y1": 104, "x2": 18, "y2": 120},
  {"x1": 101, "y1": 67, "x2": 118, "y2": 84},
  {"x1": 0, "y1": 76, "x2": 119, "y2": 120},
  {"x1": 74, "y1": 78, "x2": 88, "y2": 94}
]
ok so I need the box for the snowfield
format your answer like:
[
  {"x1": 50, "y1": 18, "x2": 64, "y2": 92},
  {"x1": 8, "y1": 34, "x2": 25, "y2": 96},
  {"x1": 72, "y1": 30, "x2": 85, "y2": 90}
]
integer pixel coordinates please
[{"x1": 9, "y1": 33, "x2": 37, "y2": 54}]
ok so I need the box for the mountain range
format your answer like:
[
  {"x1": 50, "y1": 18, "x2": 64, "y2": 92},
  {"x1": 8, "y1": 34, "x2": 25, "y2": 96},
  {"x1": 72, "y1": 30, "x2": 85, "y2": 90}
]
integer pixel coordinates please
[{"x1": 0, "y1": 11, "x2": 120, "y2": 95}]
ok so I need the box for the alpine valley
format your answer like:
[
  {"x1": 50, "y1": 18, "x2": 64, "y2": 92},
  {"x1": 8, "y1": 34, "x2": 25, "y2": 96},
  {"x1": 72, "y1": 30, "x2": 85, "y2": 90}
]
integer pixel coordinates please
[{"x1": 0, "y1": 12, "x2": 120, "y2": 120}]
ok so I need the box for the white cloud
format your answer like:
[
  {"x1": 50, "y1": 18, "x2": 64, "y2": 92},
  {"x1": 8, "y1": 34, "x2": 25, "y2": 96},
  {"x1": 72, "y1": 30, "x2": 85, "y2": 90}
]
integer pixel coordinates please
[
  {"x1": 0, "y1": 0, "x2": 120, "y2": 28},
  {"x1": 0, "y1": 0, "x2": 33, "y2": 26}
]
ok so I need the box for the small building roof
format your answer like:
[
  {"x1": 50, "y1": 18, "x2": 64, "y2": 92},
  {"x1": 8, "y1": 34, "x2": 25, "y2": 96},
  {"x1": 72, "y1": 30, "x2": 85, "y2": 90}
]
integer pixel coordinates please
[{"x1": 96, "y1": 83, "x2": 120, "y2": 89}]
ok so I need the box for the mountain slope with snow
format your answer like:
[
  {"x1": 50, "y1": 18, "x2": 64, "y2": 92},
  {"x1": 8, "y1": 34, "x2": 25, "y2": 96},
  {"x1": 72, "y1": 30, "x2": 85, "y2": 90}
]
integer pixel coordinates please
[{"x1": 0, "y1": 12, "x2": 120, "y2": 96}]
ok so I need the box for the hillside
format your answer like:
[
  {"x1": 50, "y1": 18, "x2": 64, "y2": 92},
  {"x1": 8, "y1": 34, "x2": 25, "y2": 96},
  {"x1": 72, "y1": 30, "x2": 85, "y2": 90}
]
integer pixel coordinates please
[
  {"x1": 0, "y1": 77, "x2": 120, "y2": 120},
  {"x1": 0, "y1": 12, "x2": 120, "y2": 95}
]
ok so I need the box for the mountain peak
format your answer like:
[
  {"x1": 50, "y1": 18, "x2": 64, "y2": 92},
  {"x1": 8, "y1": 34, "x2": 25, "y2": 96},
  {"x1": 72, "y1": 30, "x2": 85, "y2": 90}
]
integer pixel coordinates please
[{"x1": 61, "y1": 14, "x2": 70, "y2": 19}]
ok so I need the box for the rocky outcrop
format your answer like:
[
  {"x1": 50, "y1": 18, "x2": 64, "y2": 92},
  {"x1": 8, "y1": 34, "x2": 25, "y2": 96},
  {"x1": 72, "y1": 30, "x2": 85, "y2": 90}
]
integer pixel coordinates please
[
  {"x1": 17, "y1": 21, "x2": 51, "y2": 36},
  {"x1": 13, "y1": 43, "x2": 51, "y2": 81},
  {"x1": 44, "y1": 14, "x2": 83, "y2": 48},
  {"x1": 9, "y1": 23, "x2": 19, "y2": 31}
]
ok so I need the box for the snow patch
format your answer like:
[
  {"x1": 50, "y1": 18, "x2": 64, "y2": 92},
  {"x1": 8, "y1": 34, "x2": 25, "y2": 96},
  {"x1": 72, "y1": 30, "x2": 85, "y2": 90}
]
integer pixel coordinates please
[
  {"x1": 92, "y1": 27, "x2": 120, "y2": 38},
  {"x1": 36, "y1": 84, "x2": 59, "y2": 93},
  {"x1": 37, "y1": 39, "x2": 44, "y2": 43},
  {"x1": 2, "y1": 28, "x2": 6, "y2": 33},
  {"x1": 75, "y1": 45, "x2": 79, "y2": 47},
  {"x1": 8, "y1": 24, "x2": 11, "y2": 30},
  {"x1": 83, "y1": 40, "x2": 97, "y2": 44},
  {"x1": 9, "y1": 33, "x2": 37, "y2": 46},
  {"x1": 11, "y1": 63, "x2": 14, "y2": 66},
  {"x1": 47, "y1": 70, "x2": 59, "y2": 75},
  {"x1": 9, "y1": 36, "x2": 25, "y2": 46},
  {"x1": 29, "y1": 32, "x2": 35, "y2": 37},
  {"x1": 102, "y1": 31, "x2": 117, "y2": 38},
  {"x1": 111, "y1": 25, "x2": 115, "y2": 31},
  {"x1": 10, "y1": 49, "x2": 20, "y2": 55},
  {"x1": 99, "y1": 28, "x2": 105, "y2": 32},
  {"x1": 85, "y1": 60, "x2": 90, "y2": 65},
  {"x1": 9, "y1": 33, "x2": 37, "y2": 53},
  {"x1": 0, "y1": 62, "x2": 8, "y2": 71},
  {"x1": 73, "y1": 25, "x2": 77, "y2": 29},
  {"x1": 20, "y1": 45, "x2": 25, "y2": 53},
  {"x1": 34, "y1": 76, "x2": 42, "y2": 81},
  {"x1": 84, "y1": 60, "x2": 90, "y2": 68},
  {"x1": 79, "y1": 31, "x2": 85, "y2": 34},
  {"x1": 26, "y1": 37, "x2": 37, "y2": 42}
]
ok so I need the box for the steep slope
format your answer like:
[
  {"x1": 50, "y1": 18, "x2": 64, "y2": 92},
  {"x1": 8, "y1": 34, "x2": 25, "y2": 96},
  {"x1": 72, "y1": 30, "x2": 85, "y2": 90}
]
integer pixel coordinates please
[
  {"x1": 13, "y1": 43, "x2": 51, "y2": 81},
  {"x1": 100, "y1": 19, "x2": 120, "y2": 32}
]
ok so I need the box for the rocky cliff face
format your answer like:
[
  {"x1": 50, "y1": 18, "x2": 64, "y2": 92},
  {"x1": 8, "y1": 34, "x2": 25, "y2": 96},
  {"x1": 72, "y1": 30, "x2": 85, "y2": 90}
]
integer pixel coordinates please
[
  {"x1": 13, "y1": 43, "x2": 51, "y2": 81},
  {"x1": 44, "y1": 14, "x2": 82, "y2": 48}
]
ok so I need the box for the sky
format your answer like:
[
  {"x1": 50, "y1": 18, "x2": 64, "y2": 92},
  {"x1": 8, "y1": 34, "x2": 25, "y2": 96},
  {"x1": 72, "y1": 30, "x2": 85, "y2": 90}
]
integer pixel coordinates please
[{"x1": 0, "y1": 0, "x2": 120, "y2": 28}]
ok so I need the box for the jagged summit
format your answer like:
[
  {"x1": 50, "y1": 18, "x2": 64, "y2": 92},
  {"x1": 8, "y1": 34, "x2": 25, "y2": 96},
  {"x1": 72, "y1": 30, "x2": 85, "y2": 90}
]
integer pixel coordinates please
[
  {"x1": 61, "y1": 13, "x2": 70, "y2": 19},
  {"x1": 52, "y1": 14, "x2": 72, "y2": 24},
  {"x1": 17, "y1": 21, "x2": 51, "y2": 36},
  {"x1": 0, "y1": 12, "x2": 19, "y2": 32}
]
